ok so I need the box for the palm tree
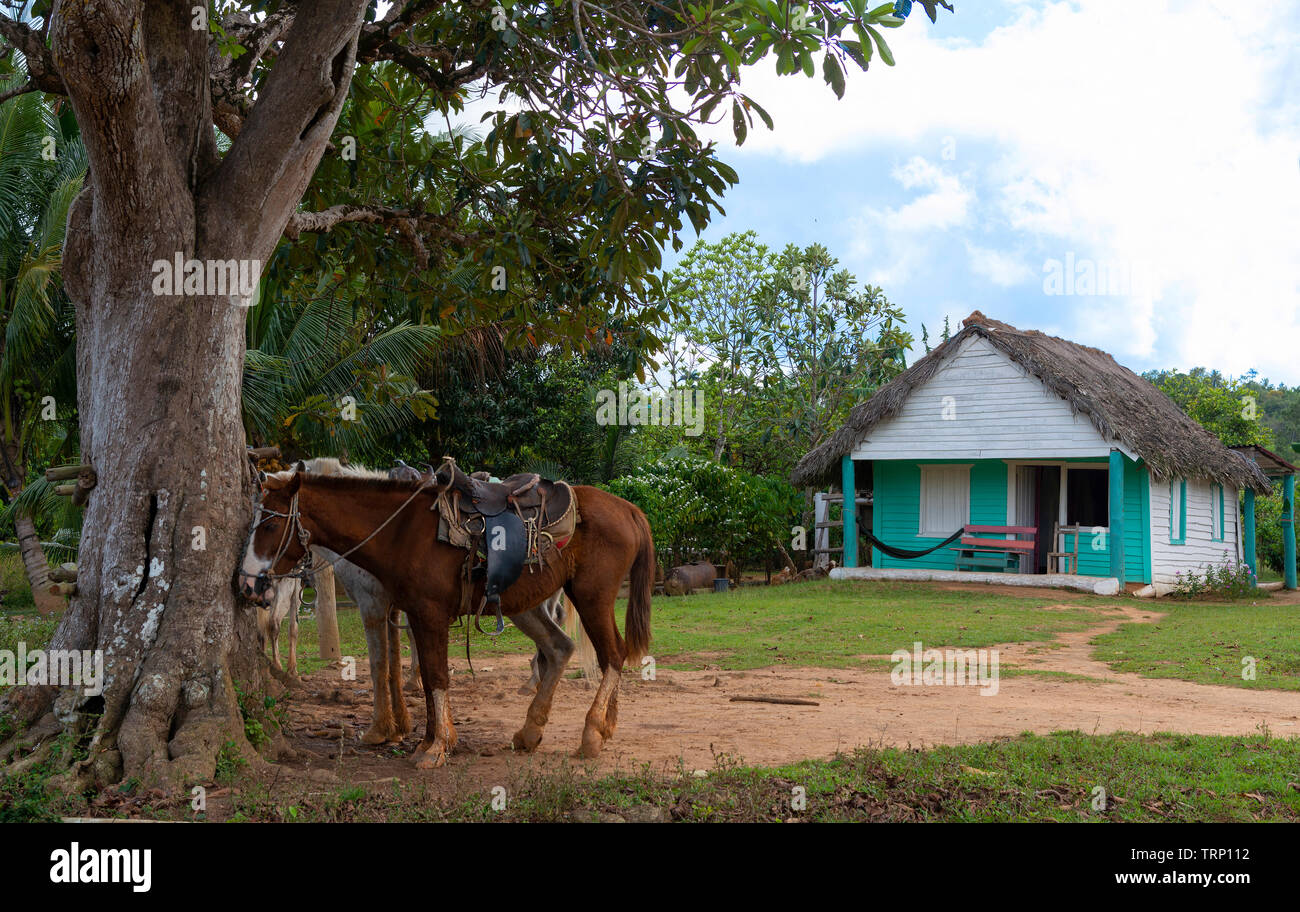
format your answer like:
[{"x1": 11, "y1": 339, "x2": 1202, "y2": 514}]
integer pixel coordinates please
[
  {"x1": 0, "y1": 69, "x2": 86, "y2": 613},
  {"x1": 243, "y1": 272, "x2": 445, "y2": 463}
]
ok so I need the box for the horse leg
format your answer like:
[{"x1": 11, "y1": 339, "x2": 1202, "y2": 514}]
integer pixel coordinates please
[
  {"x1": 404, "y1": 626, "x2": 422, "y2": 693},
  {"x1": 359, "y1": 599, "x2": 398, "y2": 745},
  {"x1": 519, "y1": 591, "x2": 564, "y2": 696},
  {"x1": 509, "y1": 600, "x2": 575, "y2": 752},
  {"x1": 386, "y1": 605, "x2": 412, "y2": 737},
  {"x1": 408, "y1": 609, "x2": 456, "y2": 770},
  {"x1": 564, "y1": 580, "x2": 626, "y2": 759},
  {"x1": 268, "y1": 612, "x2": 283, "y2": 671}
]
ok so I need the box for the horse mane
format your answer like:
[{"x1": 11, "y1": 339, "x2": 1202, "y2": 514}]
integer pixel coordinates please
[
  {"x1": 299, "y1": 473, "x2": 431, "y2": 493},
  {"x1": 302, "y1": 457, "x2": 389, "y2": 479},
  {"x1": 263, "y1": 457, "x2": 423, "y2": 493}
]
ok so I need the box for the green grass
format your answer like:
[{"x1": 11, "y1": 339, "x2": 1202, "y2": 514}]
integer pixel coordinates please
[
  {"x1": 1092, "y1": 598, "x2": 1300, "y2": 691},
  {"x1": 292, "y1": 582, "x2": 1113, "y2": 675},
  {"x1": 192, "y1": 731, "x2": 1300, "y2": 822},
  {"x1": 0, "y1": 552, "x2": 35, "y2": 615},
  {"x1": 644, "y1": 580, "x2": 1111, "y2": 670}
]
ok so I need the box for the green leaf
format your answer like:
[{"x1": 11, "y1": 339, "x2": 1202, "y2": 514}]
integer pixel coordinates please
[
  {"x1": 731, "y1": 100, "x2": 747, "y2": 145},
  {"x1": 822, "y1": 53, "x2": 845, "y2": 99},
  {"x1": 746, "y1": 96, "x2": 775, "y2": 130},
  {"x1": 840, "y1": 39, "x2": 869, "y2": 70},
  {"x1": 866, "y1": 26, "x2": 894, "y2": 66}
]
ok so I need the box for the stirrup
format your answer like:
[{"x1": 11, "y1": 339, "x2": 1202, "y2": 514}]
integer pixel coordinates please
[{"x1": 474, "y1": 597, "x2": 506, "y2": 637}]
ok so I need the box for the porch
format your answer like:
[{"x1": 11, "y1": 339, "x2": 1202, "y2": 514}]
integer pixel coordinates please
[{"x1": 841, "y1": 450, "x2": 1141, "y2": 585}]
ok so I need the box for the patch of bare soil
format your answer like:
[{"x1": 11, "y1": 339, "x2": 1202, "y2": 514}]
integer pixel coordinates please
[{"x1": 267, "y1": 600, "x2": 1300, "y2": 795}]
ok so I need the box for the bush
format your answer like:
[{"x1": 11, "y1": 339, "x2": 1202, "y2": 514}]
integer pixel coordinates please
[
  {"x1": 0, "y1": 552, "x2": 35, "y2": 614},
  {"x1": 604, "y1": 456, "x2": 801, "y2": 570},
  {"x1": 1253, "y1": 490, "x2": 1298, "y2": 574},
  {"x1": 1170, "y1": 553, "x2": 1257, "y2": 600}
]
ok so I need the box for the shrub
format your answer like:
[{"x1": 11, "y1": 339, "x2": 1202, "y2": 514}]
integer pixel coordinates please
[
  {"x1": 604, "y1": 456, "x2": 801, "y2": 570},
  {"x1": 1253, "y1": 490, "x2": 1298, "y2": 575},
  {"x1": 1170, "y1": 553, "x2": 1257, "y2": 600}
]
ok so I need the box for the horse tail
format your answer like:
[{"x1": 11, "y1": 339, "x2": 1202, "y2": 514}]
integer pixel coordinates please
[{"x1": 624, "y1": 505, "x2": 654, "y2": 667}]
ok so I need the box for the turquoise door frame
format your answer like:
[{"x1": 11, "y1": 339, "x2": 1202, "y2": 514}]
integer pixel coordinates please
[
  {"x1": 1284, "y1": 474, "x2": 1296, "y2": 590},
  {"x1": 1108, "y1": 449, "x2": 1126, "y2": 587},
  {"x1": 842, "y1": 454, "x2": 858, "y2": 568},
  {"x1": 1243, "y1": 487, "x2": 1257, "y2": 582}
]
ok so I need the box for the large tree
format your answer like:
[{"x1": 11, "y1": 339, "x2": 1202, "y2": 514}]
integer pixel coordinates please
[{"x1": 0, "y1": 0, "x2": 950, "y2": 789}]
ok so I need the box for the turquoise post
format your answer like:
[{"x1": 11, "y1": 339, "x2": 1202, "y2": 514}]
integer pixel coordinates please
[
  {"x1": 841, "y1": 454, "x2": 858, "y2": 569},
  {"x1": 1108, "y1": 449, "x2": 1126, "y2": 587},
  {"x1": 1242, "y1": 493, "x2": 1253, "y2": 587},
  {"x1": 1243, "y1": 488, "x2": 1257, "y2": 585},
  {"x1": 1284, "y1": 474, "x2": 1296, "y2": 590}
]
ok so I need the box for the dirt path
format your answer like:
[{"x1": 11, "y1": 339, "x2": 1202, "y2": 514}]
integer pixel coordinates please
[{"x1": 275, "y1": 602, "x2": 1300, "y2": 790}]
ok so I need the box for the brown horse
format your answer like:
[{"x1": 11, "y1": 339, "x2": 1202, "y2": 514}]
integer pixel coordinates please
[{"x1": 239, "y1": 467, "x2": 653, "y2": 769}]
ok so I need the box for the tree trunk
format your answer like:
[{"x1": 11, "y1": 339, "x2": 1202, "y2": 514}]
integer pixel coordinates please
[
  {"x1": 0, "y1": 0, "x2": 369, "y2": 791},
  {"x1": 13, "y1": 513, "x2": 65, "y2": 616}
]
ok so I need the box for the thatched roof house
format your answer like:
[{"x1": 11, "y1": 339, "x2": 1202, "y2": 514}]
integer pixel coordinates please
[{"x1": 796, "y1": 311, "x2": 1282, "y2": 592}]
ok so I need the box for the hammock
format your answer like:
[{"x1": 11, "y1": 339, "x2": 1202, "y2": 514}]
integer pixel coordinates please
[{"x1": 862, "y1": 528, "x2": 964, "y2": 561}]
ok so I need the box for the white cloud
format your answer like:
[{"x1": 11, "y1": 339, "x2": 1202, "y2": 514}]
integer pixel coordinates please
[
  {"x1": 704, "y1": 0, "x2": 1300, "y2": 380},
  {"x1": 888, "y1": 157, "x2": 974, "y2": 231},
  {"x1": 966, "y1": 241, "x2": 1033, "y2": 287}
]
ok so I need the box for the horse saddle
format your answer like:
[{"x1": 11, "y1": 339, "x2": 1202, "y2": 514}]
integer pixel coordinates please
[{"x1": 429, "y1": 459, "x2": 578, "y2": 636}]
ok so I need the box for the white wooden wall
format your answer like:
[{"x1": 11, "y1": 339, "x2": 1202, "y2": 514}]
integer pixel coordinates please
[
  {"x1": 1148, "y1": 474, "x2": 1242, "y2": 586},
  {"x1": 851, "y1": 335, "x2": 1129, "y2": 461}
]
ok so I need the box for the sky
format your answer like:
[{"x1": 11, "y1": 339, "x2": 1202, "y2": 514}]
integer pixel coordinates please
[{"x1": 674, "y1": 0, "x2": 1300, "y2": 383}]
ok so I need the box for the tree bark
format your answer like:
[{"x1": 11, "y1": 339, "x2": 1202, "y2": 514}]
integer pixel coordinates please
[{"x1": 0, "y1": 0, "x2": 369, "y2": 791}]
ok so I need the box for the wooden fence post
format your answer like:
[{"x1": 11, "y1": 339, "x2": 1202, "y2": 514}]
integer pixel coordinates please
[{"x1": 314, "y1": 563, "x2": 341, "y2": 662}]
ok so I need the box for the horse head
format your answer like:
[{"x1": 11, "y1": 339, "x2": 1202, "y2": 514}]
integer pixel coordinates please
[{"x1": 239, "y1": 468, "x2": 309, "y2": 604}]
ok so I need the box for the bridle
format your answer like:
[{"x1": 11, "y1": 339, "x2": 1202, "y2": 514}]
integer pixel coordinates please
[{"x1": 238, "y1": 492, "x2": 315, "y2": 593}]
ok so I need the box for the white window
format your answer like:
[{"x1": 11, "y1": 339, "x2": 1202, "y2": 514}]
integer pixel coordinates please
[
  {"x1": 1206, "y1": 485, "x2": 1216, "y2": 543},
  {"x1": 919, "y1": 464, "x2": 970, "y2": 538}
]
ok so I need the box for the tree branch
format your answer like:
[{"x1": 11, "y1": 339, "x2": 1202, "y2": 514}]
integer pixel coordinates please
[
  {"x1": 0, "y1": 14, "x2": 63, "y2": 94},
  {"x1": 200, "y1": 0, "x2": 369, "y2": 260},
  {"x1": 284, "y1": 204, "x2": 475, "y2": 269},
  {"x1": 0, "y1": 78, "x2": 36, "y2": 105}
]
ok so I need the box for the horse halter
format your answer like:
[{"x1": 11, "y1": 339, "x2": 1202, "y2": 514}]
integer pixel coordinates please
[{"x1": 241, "y1": 492, "x2": 315, "y2": 589}]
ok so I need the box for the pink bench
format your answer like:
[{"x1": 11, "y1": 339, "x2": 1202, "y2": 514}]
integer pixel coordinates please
[{"x1": 951, "y1": 525, "x2": 1037, "y2": 572}]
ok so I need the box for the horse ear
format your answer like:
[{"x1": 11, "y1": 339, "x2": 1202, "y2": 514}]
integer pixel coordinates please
[
  {"x1": 285, "y1": 471, "x2": 302, "y2": 494},
  {"x1": 257, "y1": 470, "x2": 267, "y2": 484},
  {"x1": 295, "y1": 460, "x2": 307, "y2": 473}
]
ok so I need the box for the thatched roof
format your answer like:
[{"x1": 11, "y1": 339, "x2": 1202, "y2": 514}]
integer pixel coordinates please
[
  {"x1": 1230, "y1": 444, "x2": 1298, "y2": 479},
  {"x1": 791, "y1": 311, "x2": 1272, "y2": 493}
]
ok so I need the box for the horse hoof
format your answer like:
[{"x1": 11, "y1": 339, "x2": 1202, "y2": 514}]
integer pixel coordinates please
[
  {"x1": 511, "y1": 728, "x2": 543, "y2": 752},
  {"x1": 413, "y1": 748, "x2": 448, "y2": 770},
  {"x1": 575, "y1": 734, "x2": 602, "y2": 759},
  {"x1": 360, "y1": 728, "x2": 390, "y2": 746}
]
